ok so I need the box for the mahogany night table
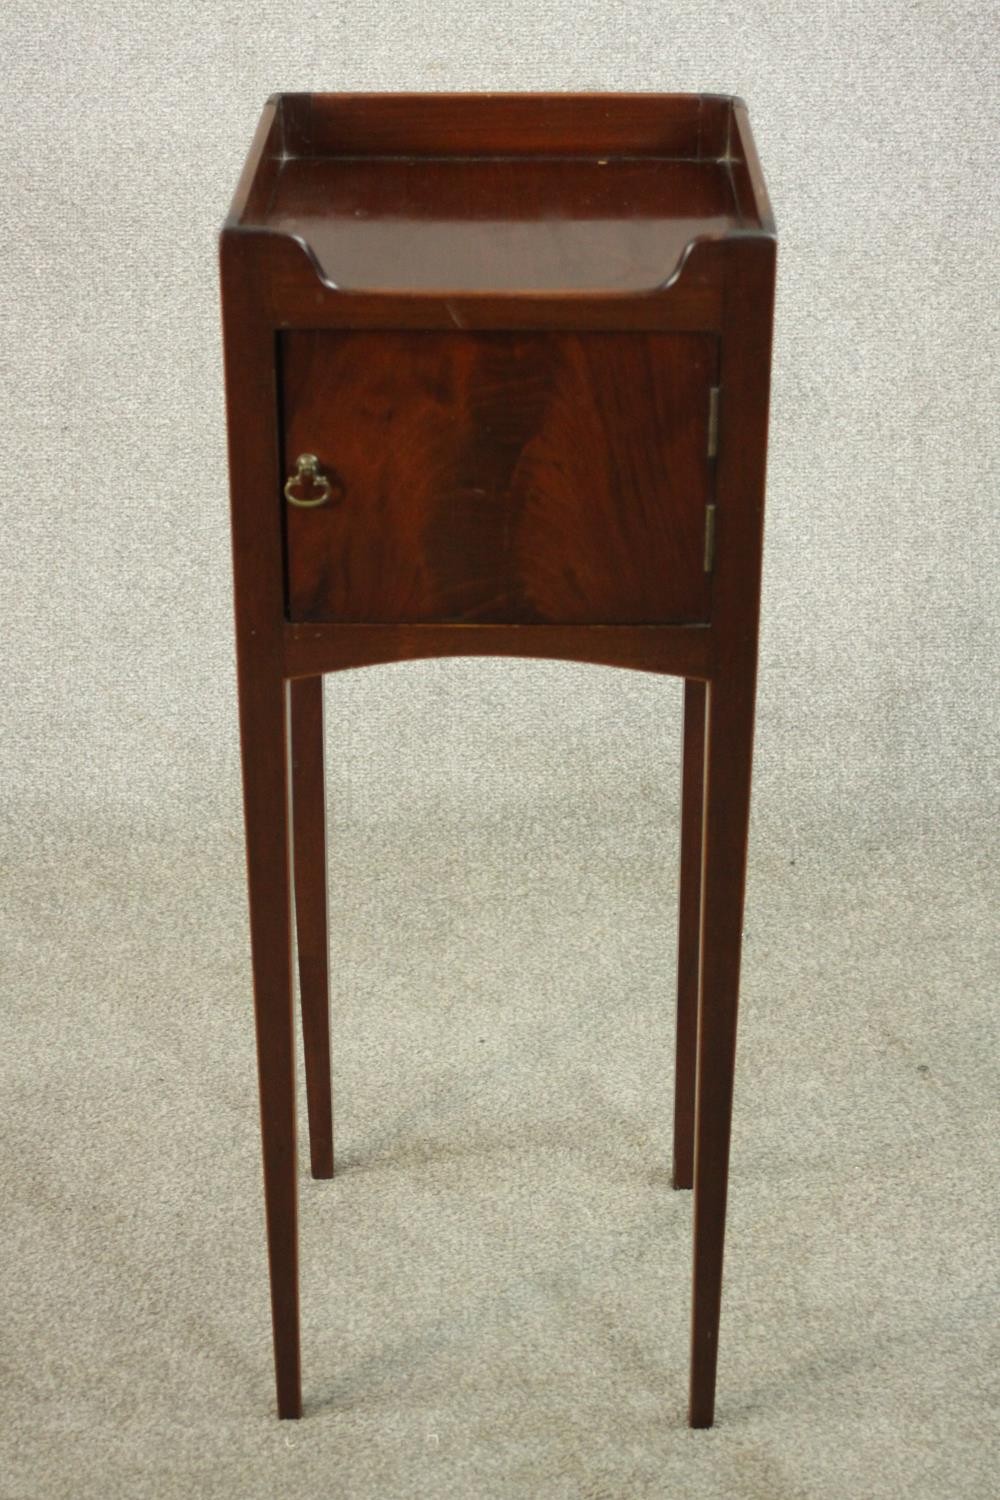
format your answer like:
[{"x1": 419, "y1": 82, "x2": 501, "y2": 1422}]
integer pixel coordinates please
[{"x1": 219, "y1": 90, "x2": 777, "y2": 1428}]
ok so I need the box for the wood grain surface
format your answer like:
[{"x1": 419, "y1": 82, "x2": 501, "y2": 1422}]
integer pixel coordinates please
[{"x1": 282, "y1": 330, "x2": 717, "y2": 626}]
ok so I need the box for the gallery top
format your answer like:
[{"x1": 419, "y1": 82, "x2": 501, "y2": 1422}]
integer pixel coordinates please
[{"x1": 225, "y1": 92, "x2": 775, "y2": 295}]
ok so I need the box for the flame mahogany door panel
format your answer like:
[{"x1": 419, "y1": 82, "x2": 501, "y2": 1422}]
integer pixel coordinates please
[{"x1": 281, "y1": 329, "x2": 717, "y2": 625}]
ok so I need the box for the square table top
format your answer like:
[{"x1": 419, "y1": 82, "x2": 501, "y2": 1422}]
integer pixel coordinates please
[{"x1": 227, "y1": 92, "x2": 773, "y2": 295}]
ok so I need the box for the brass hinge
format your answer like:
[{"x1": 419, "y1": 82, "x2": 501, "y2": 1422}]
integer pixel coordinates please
[
  {"x1": 704, "y1": 386, "x2": 720, "y2": 572},
  {"x1": 707, "y1": 385, "x2": 720, "y2": 458},
  {"x1": 704, "y1": 504, "x2": 717, "y2": 573}
]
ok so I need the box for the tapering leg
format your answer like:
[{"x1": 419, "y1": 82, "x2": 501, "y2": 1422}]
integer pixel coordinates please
[
  {"x1": 689, "y1": 673, "x2": 756, "y2": 1428},
  {"x1": 673, "y1": 678, "x2": 706, "y2": 1190},
  {"x1": 238, "y1": 665, "x2": 301, "y2": 1420},
  {"x1": 291, "y1": 676, "x2": 334, "y2": 1180}
]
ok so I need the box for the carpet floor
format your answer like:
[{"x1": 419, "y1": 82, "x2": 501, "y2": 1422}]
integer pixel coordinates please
[{"x1": 2, "y1": 729, "x2": 995, "y2": 1499}]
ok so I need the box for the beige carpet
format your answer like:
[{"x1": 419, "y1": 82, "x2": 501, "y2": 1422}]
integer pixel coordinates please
[
  {"x1": 2, "y1": 767, "x2": 997, "y2": 1498},
  {"x1": 1, "y1": 2, "x2": 998, "y2": 1496}
]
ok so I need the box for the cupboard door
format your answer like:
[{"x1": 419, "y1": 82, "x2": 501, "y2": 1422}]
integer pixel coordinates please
[{"x1": 281, "y1": 330, "x2": 716, "y2": 625}]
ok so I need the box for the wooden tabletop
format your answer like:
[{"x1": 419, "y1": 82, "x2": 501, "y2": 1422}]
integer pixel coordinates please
[
  {"x1": 260, "y1": 155, "x2": 742, "y2": 293},
  {"x1": 227, "y1": 93, "x2": 773, "y2": 297}
]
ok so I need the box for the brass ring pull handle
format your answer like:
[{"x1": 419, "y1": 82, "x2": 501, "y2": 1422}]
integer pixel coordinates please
[{"x1": 284, "y1": 453, "x2": 333, "y2": 509}]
